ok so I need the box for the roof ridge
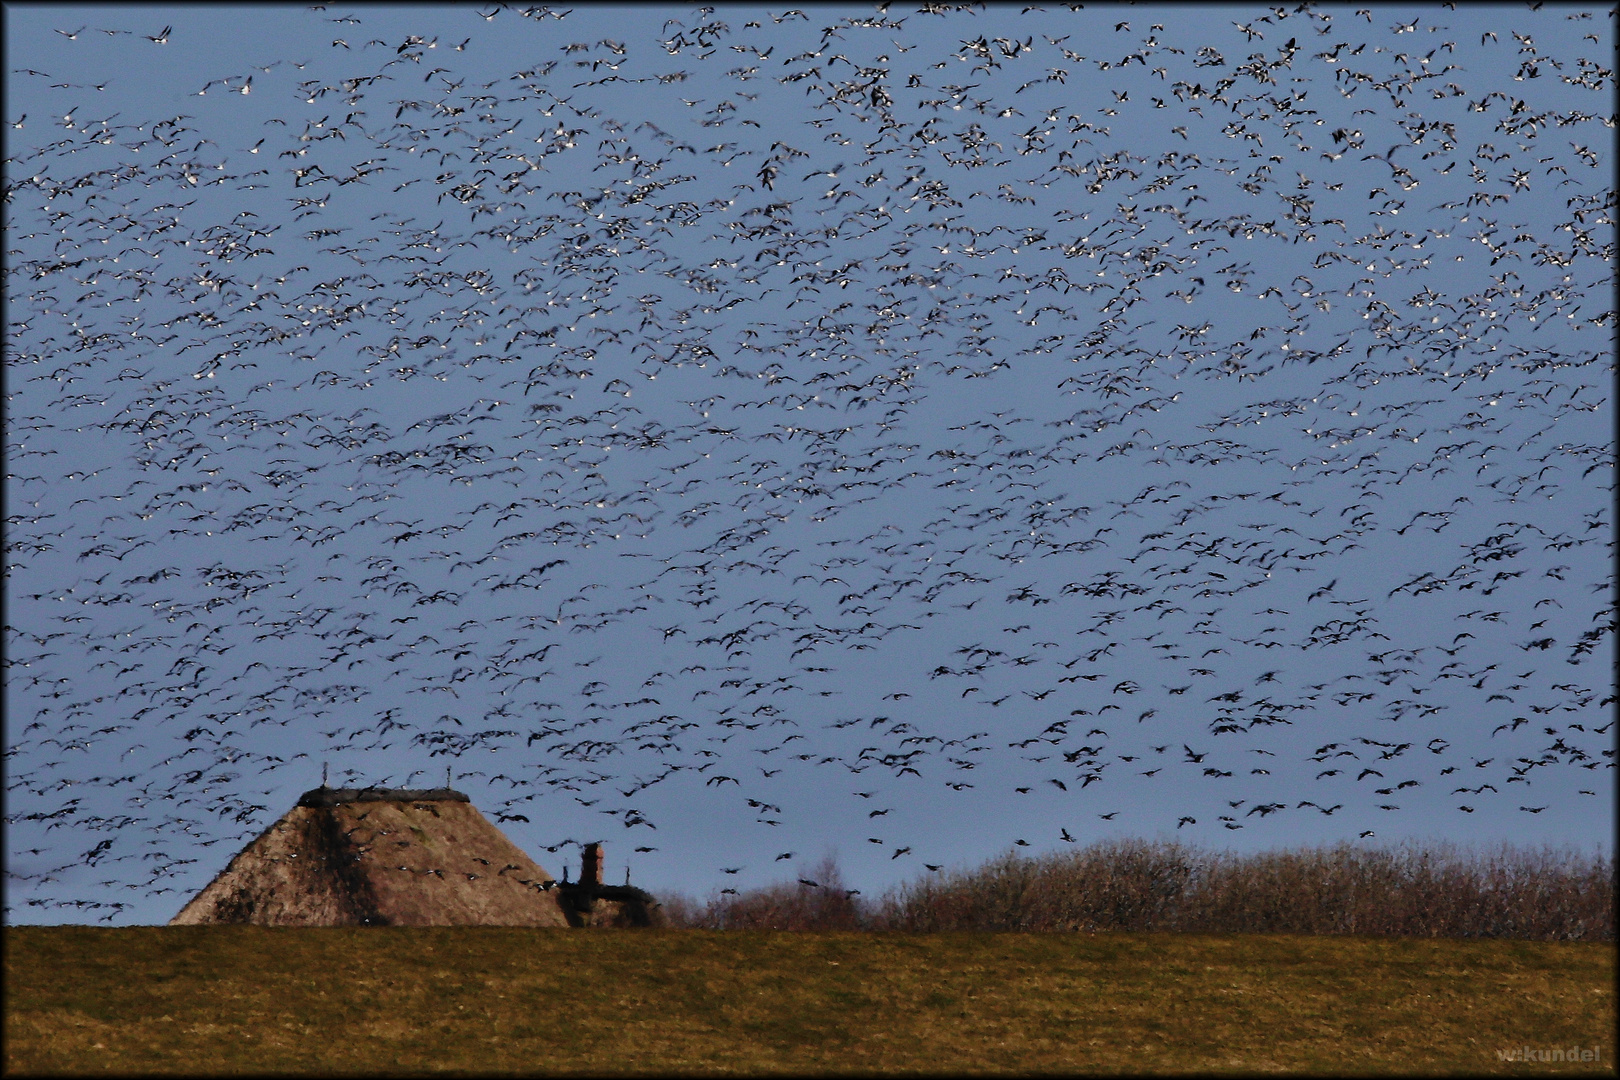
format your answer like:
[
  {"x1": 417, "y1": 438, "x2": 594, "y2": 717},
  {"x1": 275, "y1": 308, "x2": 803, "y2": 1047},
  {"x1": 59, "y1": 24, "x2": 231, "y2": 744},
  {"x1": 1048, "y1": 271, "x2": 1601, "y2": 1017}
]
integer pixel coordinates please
[{"x1": 297, "y1": 787, "x2": 472, "y2": 807}]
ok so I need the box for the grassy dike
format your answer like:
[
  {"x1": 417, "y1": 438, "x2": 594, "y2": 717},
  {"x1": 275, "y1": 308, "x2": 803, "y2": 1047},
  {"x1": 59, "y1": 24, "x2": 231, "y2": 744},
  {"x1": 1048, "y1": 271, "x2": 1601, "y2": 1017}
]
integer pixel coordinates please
[{"x1": 5, "y1": 927, "x2": 1614, "y2": 1075}]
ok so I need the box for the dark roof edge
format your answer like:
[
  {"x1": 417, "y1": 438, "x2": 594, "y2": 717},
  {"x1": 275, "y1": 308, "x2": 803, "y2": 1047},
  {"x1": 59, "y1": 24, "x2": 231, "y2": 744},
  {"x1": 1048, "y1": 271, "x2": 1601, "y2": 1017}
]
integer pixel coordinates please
[
  {"x1": 556, "y1": 882, "x2": 656, "y2": 904},
  {"x1": 297, "y1": 786, "x2": 471, "y2": 807}
]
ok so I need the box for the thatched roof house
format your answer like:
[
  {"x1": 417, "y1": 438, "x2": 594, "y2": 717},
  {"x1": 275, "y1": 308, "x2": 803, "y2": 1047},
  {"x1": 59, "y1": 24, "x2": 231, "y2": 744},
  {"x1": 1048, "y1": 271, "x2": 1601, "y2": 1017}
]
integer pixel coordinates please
[{"x1": 171, "y1": 786, "x2": 578, "y2": 926}]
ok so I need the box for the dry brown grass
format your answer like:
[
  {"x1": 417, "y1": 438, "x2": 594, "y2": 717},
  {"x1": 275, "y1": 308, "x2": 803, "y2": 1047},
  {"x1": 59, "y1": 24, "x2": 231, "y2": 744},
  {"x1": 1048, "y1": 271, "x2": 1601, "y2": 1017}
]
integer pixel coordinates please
[
  {"x1": 5, "y1": 926, "x2": 1614, "y2": 1075},
  {"x1": 666, "y1": 841, "x2": 1614, "y2": 940}
]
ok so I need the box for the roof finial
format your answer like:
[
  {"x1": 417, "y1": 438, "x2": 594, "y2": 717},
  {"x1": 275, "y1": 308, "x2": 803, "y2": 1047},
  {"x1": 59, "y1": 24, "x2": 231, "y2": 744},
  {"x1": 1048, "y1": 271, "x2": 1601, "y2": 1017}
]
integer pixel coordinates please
[{"x1": 322, "y1": 761, "x2": 328, "y2": 788}]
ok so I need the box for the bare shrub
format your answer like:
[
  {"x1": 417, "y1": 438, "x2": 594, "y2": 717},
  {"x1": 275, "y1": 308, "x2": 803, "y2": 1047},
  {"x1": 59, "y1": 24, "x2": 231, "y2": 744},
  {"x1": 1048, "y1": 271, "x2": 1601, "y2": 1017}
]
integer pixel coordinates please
[
  {"x1": 661, "y1": 855, "x2": 871, "y2": 930},
  {"x1": 1164, "y1": 841, "x2": 1615, "y2": 939},
  {"x1": 874, "y1": 840, "x2": 1613, "y2": 940},
  {"x1": 877, "y1": 839, "x2": 1198, "y2": 933},
  {"x1": 655, "y1": 842, "x2": 1610, "y2": 939},
  {"x1": 651, "y1": 891, "x2": 708, "y2": 929}
]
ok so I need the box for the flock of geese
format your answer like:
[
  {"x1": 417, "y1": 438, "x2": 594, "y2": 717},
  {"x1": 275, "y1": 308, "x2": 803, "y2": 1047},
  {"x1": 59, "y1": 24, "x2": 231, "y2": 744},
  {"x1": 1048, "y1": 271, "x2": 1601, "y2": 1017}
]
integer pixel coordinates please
[{"x1": 5, "y1": 3, "x2": 1612, "y2": 921}]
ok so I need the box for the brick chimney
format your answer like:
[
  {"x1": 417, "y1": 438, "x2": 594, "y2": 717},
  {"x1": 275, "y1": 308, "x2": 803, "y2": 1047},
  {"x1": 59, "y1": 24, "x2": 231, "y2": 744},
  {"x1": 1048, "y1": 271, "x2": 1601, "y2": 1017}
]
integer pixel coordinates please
[{"x1": 580, "y1": 842, "x2": 603, "y2": 890}]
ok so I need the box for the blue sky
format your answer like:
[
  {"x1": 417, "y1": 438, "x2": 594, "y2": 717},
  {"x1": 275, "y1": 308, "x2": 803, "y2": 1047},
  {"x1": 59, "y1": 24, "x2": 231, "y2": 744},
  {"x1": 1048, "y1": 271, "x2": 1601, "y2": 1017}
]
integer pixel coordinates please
[{"x1": 4, "y1": 2, "x2": 1613, "y2": 925}]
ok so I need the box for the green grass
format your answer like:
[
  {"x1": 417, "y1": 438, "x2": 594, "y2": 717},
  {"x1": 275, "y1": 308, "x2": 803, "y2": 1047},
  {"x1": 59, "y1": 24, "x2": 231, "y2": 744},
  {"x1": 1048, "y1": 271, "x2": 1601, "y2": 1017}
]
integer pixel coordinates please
[{"x1": 5, "y1": 927, "x2": 1614, "y2": 1075}]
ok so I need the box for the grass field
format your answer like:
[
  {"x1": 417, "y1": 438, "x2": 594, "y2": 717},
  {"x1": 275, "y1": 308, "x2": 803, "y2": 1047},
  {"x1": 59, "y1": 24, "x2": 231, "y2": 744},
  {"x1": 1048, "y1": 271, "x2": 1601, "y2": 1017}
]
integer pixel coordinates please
[{"x1": 5, "y1": 927, "x2": 1613, "y2": 1075}]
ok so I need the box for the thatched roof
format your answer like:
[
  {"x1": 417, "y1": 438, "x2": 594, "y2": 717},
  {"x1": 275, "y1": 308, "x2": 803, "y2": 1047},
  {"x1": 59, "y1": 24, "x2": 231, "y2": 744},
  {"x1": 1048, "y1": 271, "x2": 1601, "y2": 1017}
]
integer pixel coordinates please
[
  {"x1": 297, "y1": 786, "x2": 469, "y2": 807},
  {"x1": 170, "y1": 788, "x2": 569, "y2": 927}
]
